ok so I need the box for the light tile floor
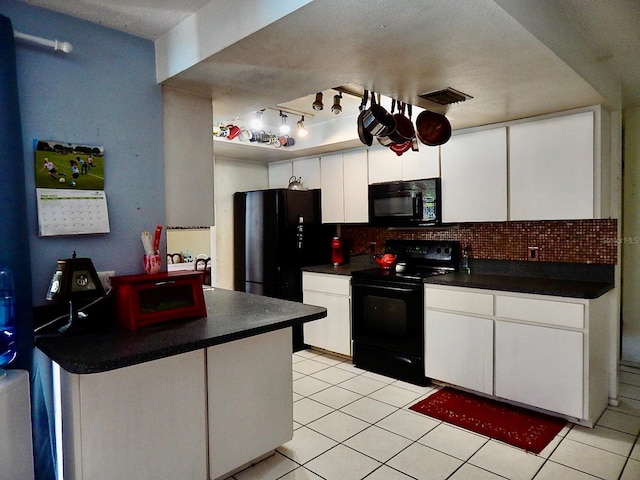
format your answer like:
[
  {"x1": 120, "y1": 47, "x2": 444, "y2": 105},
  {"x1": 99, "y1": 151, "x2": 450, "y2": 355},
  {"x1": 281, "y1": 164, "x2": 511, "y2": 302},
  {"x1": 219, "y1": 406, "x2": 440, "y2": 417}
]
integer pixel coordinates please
[{"x1": 226, "y1": 351, "x2": 640, "y2": 480}]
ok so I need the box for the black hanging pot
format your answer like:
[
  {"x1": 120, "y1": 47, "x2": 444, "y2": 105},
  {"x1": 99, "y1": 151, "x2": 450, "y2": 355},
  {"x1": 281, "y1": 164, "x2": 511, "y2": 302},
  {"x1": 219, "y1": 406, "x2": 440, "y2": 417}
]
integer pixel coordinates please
[
  {"x1": 377, "y1": 99, "x2": 414, "y2": 146},
  {"x1": 362, "y1": 92, "x2": 395, "y2": 137},
  {"x1": 408, "y1": 104, "x2": 419, "y2": 151},
  {"x1": 415, "y1": 110, "x2": 452, "y2": 146},
  {"x1": 357, "y1": 90, "x2": 373, "y2": 146}
]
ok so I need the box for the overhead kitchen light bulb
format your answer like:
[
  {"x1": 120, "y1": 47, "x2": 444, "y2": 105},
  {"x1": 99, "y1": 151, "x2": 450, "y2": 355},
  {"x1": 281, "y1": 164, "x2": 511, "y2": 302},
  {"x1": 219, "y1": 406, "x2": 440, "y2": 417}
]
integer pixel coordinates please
[
  {"x1": 331, "y1": 93, "x2": 342, "y2": 114},
  {"x1": 297, "y1": 116, "x2": 308, "y2": 137},
  {"x1": 250, "y1": 110, "x2": 263, "y2": 129},
  {"x1": 279, "y1": 111, "x2": 290, "y2": 134},
  {"x1": 312, "y1": 92, "x2": 323, "y2": 111}
]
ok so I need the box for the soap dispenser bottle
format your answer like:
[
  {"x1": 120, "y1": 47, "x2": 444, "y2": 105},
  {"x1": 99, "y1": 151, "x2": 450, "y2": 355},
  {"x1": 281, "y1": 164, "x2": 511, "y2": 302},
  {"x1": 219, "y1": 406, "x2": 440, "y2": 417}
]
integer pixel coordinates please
[{"x1": 462, "y1": 245, "x2": 472, "y2": 274}]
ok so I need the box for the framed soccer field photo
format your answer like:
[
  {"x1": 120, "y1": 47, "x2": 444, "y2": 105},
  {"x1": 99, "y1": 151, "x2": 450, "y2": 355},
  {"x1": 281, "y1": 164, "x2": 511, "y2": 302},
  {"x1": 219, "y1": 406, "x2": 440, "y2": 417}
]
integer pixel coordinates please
[{"x1": 34, "y1": 139, "x2": 105, "y2": 190}]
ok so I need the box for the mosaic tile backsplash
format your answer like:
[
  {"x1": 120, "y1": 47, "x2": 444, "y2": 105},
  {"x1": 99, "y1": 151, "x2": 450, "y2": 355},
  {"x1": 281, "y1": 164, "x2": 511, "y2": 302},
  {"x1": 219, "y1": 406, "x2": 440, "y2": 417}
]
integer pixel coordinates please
[{"x1": 340, "y1": 219, "x2": 618, "y2": 265}]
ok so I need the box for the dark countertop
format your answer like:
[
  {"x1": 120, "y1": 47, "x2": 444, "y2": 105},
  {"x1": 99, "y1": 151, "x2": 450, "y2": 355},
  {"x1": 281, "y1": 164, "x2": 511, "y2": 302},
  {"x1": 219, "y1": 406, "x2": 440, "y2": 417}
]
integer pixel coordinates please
[
  {"x1": 424, "y1": 272, "x2": 614, "y2": 299},
  {"x1": 304, "y1": 256, "x2": 614, "y2": 299},
  {"x1": 36, "y1": 288, "x2": 327, "y2": 375},
  {"x1": 302, "y1": 254, "x2": 377, "y2": 276}
]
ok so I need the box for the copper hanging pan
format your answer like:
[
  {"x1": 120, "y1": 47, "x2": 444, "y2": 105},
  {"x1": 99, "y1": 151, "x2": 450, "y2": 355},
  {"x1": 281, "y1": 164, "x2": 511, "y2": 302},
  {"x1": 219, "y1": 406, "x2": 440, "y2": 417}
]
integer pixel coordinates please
[{"x1": 415, "y1": 110, "x2": 452, "y2": 146}]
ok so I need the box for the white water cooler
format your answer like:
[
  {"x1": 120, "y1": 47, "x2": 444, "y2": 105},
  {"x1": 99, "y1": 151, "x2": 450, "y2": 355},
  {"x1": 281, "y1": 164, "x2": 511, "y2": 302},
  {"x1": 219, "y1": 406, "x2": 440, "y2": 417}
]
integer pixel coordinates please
[{"x1": 0, "y1": 370, "x2": 35, "y2": 480}]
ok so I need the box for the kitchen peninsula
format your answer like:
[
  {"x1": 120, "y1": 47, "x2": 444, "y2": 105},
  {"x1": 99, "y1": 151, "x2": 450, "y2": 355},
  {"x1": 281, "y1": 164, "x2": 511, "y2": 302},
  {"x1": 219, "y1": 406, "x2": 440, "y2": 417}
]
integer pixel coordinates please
[{"x1": 36, "y1": 288, "x2": 327, "y2": 480}]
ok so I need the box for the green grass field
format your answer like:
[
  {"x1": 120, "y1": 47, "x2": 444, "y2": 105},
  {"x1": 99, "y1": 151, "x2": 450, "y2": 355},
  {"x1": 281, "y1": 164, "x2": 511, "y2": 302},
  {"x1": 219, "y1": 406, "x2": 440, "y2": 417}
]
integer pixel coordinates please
[{"x1": 35, "y1": 150, "x2": 105, "y2": 190}]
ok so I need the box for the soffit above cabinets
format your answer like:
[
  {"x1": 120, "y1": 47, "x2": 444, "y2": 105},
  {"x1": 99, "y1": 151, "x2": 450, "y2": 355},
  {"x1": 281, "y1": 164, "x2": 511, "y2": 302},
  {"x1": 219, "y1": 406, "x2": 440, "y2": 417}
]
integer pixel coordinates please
[{"x1": 25, "y1": 0, "x2": 640, "y2": 162}]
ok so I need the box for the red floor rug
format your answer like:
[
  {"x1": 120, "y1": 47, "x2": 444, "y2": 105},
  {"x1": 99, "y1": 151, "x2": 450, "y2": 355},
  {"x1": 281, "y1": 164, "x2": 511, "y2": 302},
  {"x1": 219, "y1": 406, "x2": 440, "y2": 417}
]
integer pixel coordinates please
[{"x1": 409, "y1": 387, "x2": 566, "y2": 454}]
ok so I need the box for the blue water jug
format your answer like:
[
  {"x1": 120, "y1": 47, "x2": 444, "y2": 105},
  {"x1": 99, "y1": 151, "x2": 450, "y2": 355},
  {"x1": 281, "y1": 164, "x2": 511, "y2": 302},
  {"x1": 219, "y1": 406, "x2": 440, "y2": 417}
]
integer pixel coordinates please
[{"x1": 0, "y1": 266, "x2": 16, "y2": 369}]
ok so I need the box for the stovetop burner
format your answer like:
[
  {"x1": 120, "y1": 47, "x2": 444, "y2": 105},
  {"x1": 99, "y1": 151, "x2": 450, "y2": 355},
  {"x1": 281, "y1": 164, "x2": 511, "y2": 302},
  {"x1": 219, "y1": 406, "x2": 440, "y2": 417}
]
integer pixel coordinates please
[{"x1": 352, "y1": 240, "x2": 461, "y2": 284}]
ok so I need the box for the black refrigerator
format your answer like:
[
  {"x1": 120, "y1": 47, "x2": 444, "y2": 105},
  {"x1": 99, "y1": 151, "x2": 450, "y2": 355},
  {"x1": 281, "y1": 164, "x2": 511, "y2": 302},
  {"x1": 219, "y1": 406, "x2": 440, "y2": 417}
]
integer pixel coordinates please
[{"x1": 233, "y1": 188, "x2": 334, "y2": 350}]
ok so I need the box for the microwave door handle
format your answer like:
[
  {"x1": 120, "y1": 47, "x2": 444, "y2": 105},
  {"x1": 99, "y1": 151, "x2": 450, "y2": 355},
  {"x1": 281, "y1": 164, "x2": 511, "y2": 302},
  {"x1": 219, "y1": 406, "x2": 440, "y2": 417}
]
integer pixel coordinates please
[{"x1": 413, "y1": 193, "x2": 422, "y2": 218}]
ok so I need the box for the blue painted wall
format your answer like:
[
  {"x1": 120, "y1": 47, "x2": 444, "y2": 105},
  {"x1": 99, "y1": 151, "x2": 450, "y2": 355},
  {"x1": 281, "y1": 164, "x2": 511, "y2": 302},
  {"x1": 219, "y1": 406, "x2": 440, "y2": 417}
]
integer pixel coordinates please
[{"x1": 0, "y1": 1, "x2": 164, "y2": 306}]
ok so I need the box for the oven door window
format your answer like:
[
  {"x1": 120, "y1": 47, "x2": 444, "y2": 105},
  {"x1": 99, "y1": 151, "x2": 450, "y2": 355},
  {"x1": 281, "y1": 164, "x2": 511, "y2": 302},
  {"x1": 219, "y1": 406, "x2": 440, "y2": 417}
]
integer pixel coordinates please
[
  {"x1": 352, "y1": 283, "x2": 423, "y2": 355},
  {"x1": 362, "y1": 294, "x2": 407, "y2": 336}
]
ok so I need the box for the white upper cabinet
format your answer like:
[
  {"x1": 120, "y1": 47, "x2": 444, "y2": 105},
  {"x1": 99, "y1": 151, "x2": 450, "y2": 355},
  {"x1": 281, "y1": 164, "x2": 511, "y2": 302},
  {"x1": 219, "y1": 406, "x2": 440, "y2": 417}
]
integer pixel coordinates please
[
  {"x1": 320, "y1": 153, "x2": 345, "y2": 223},
  {"x1": 509, "y1": 111, "x2": 594, "y2": 220},
  {"x1": 401, "y1": 146, "x2": 440, "y2": 180},
  {"x1": 342, "y1": 150, "x2": 369, "y2": 223},
  {"x1": 368, "y1": 145, "x2": 439, "y2": 184},
  {"x1": 269, "y1": 157, "x2": 321, "y2": 190},
  {"x1": 440, "y1": 127, "x2": 508, "y2": 223},
  {"x1": 368, "y1": 147, "x2": 403, "y2": 183},
  {"x1": 268, "y1": 161, "x2": 293, "y2": 188},
  {"x1": 320, "y1": 150, "x2": 368, "y2": 223},
  {"x1": 293, "y1": 157, "x2": 321, "y2": 189}
]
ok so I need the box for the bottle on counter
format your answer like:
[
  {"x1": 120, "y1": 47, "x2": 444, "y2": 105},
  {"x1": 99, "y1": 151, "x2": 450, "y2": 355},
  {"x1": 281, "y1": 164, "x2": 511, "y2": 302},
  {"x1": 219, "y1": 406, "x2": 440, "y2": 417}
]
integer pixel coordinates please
[
  {"x1": 0, "y1": 266, "x2": 17, "y2": 371},
  {"x1": 462, "y1": 245, "x2": 472, "y2": 275},
  {"x1": 331, "y1": 236, "x2": 344, "y2": 266}
]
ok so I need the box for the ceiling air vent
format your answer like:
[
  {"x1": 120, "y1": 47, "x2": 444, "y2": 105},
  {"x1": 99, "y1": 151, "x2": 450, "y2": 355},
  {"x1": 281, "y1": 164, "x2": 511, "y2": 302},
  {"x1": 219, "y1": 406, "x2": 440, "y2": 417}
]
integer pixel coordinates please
[{"x1": 419, "y1": 87, "x2": 473, "y2": 105}]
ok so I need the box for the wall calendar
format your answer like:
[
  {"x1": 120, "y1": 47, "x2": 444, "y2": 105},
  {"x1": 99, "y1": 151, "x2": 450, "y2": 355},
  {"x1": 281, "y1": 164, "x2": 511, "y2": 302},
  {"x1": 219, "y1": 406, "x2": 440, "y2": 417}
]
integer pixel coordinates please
[
  {"x1": 36, "y1": 189, "x2": 110, "y2": 236},
  {"x1": 33, "y1": 139, "x2": 110, "y2": 236}
]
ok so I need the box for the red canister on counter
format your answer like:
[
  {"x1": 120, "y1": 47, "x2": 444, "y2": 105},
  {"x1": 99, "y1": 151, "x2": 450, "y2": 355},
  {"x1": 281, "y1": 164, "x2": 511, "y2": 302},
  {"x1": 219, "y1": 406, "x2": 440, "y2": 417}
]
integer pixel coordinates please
[{"x1": 331, "y1": 236, "x2": 344, "y2": 266}]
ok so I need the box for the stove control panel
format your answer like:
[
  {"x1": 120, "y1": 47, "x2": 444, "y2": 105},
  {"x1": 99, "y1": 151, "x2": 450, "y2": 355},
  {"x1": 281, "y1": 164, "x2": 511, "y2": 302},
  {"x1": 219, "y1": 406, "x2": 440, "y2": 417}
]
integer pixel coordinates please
[{"x1": 385, "y1": 240, "x2": 460, "y2": 267}]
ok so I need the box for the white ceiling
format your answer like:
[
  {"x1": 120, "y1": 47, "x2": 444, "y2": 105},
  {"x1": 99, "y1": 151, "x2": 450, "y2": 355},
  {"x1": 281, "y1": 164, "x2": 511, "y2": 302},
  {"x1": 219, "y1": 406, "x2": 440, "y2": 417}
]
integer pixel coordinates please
[{"x1": 22, "y1": 0, "x2": 640, "y2": 162}]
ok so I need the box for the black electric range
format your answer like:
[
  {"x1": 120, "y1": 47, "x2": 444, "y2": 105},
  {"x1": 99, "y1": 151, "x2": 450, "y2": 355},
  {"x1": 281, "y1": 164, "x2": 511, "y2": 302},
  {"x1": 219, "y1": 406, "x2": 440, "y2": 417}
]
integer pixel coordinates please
[{"x1": 351, "y1": 240, "x2": 460, "y2": 385}]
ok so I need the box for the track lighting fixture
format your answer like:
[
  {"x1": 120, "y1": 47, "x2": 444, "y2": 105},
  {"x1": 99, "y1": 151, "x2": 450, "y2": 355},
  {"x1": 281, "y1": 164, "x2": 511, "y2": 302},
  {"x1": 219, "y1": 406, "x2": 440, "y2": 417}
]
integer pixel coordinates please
[
  {"x1": 250, "y1": 110, "x2": 263, "y2": 129},
  {"x1": 297, "y1": 116, "x2": 308, "y2": 137},
  {"x1": 279, "y1": 111, "x2": 290, "y2": 134},
  {"x1": 331, "y1": 93, "x2": 342, "y2": 114},
  {"x1": 312, "y1": 92, "x2": 324, "y2": 111}
]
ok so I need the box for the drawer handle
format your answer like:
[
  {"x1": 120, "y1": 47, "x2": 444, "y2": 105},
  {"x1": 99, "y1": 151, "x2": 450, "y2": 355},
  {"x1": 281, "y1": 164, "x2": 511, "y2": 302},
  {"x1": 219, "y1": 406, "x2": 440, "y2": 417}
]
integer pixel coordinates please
[{"x1": 154, "y1": 280, "x2": 177, "y2": 286}]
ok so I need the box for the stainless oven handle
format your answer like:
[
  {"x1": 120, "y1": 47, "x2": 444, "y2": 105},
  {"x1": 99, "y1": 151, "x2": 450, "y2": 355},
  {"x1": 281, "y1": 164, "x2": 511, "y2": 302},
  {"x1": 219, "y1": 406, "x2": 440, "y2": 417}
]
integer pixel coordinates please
[{"x1": 353, "y1": 284, "x2": 419, "y2": 294}]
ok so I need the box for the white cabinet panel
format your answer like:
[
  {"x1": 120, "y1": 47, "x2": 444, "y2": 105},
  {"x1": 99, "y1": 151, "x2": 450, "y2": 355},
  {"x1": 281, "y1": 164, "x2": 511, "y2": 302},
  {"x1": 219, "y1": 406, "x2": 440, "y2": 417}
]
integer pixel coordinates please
[
  {"x1": 303, "y1": 272, "x2": 352, "y2": 356},
  {"x1": 268, "y1": 161, "x2": 293, "y2": 188},
  {"x1": 343, "y1": 150, "x2": 369, "y2": 222},
  {"x1": 320, "y1": 151, "x2": 368, "y2": 223},
  {"x1": 425, "y1": 287, "x2": 493, "y2": 316},
  {"x1": 495, "y1": 295, "x2": 584, "y2": 329},
  {"x1": 402, "y1": 146, "x2": 440, "y2": 180},
  {"x1": 509, "y1": 111, "x2": 594, "y2": 220},
  {"x1": 440, "y1": 127, "x2": 507, "y2": 222},
  {"x1": 303, "y1": 272, "x2": 351, "y2": 295},
  {"x1": 367, "y1": 147, "x2": 403, "y2": 184},
  {"x1": 369, "y1": 145, "x2": 439, "y2": 183},
  {"x1": 61, "y1": 351, "x2": 208, "y2": 480},
  {"x1": 303, "y1": 290, "x2": 352, "y2": 356},
  {"x1": 320, "y1": 153, "x2": 345, "y2": 223},
  {"x1": 293, "y1": 157, "x2": 321, "y2": 189},
  {"x1": 425, "y1": 310, "x2": 494, "y2": 394},
  {"x1": 208, "y1": 328, "x2": 293, "y2": 479},
  {"x1": 495, "y1": 321, "x2": 584, "y2": 418}
]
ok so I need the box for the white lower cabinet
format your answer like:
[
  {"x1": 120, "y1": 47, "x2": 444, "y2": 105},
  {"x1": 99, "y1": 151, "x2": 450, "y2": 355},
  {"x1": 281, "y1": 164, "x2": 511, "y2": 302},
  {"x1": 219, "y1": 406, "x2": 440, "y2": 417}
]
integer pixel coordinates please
[
  {"x1": 59, "y1": 350, "x2": 209, "y2": 480},
  {"x1": 425, "y1": 285, "x2": 613, "y2": 425},
  {"x1": 494, "y1": 321, "x2": 583, "y2": 418},
  {"x1": 425, "y1": 310, "x2": 493, "y2": 394},
  {"x1": 208, "y1": 328, "x2": 293, "y2": 479},
  {"x1": 54, "y1": 328, "x2": 295, "y2": 480},
  {"x1": 303, "y1": 272, "x2": 352, "y2": 356}
]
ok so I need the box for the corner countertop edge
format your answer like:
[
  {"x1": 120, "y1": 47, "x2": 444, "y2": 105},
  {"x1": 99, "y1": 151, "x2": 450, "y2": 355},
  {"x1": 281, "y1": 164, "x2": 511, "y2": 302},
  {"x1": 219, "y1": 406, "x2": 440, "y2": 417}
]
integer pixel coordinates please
[{"x1": 36, "y1": 288, "x2": 327, "y2": 375}]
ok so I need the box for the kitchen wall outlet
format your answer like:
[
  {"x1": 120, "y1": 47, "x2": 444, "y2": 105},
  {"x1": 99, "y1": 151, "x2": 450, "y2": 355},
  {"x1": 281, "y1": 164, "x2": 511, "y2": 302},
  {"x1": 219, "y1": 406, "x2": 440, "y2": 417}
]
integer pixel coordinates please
[
  {"x1": 527, "y1": 246, "x2": 540, "y2": 261},
  {"x1": 97, "y1": 271, "x2": 115, "y2": 292}
]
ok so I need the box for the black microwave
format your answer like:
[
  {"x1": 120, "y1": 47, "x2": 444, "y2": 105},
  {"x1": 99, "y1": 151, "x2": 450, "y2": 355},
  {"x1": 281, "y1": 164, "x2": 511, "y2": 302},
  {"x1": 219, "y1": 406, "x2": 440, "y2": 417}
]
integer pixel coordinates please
[{"x1": 368, "y1": 178, "x2": 441, "y2": 227}]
